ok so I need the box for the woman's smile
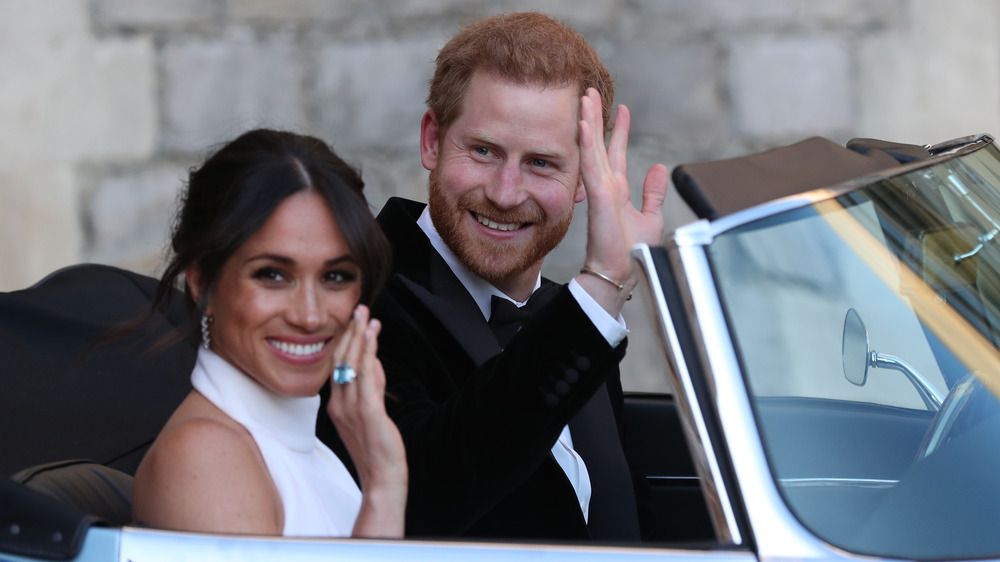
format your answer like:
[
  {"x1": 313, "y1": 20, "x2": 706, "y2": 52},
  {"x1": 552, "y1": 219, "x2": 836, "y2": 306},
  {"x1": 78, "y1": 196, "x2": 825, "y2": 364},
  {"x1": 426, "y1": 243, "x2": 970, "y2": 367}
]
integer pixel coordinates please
[{"x1": 266, "y1": 337, "x2": 331, "y2": 362}]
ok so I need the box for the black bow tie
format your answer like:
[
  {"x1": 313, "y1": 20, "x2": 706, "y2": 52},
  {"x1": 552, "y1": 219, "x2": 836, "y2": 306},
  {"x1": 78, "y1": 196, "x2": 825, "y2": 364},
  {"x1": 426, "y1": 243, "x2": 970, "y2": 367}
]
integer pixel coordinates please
[{"x1": 488, "y1": 284, "x2": 555, "y2": 348}]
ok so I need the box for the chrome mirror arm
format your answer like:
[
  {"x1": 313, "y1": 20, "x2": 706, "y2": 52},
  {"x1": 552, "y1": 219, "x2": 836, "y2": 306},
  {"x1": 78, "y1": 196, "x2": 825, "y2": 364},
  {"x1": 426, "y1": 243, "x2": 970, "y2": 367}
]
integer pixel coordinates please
[{"x1": 871, "y1": 351, "x2": 944, "y2": 410}]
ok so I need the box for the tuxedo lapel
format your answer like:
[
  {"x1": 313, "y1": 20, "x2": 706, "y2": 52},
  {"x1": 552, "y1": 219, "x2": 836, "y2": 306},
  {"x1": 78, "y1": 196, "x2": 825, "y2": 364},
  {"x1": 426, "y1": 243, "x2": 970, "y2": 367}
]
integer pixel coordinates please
[
  {"x1": 378, "y1": 198, "x2": 500, "y2": 368},
  {"x1": 398, "y1": 275, "x2": 499, "y2": 368}
]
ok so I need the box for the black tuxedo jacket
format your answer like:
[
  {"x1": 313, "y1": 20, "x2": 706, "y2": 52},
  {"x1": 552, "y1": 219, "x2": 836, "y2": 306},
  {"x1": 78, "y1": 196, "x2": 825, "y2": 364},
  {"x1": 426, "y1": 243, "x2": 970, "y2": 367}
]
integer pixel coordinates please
[{"x1": 317, "y1": 198, "x2": 641, "y2": 541}]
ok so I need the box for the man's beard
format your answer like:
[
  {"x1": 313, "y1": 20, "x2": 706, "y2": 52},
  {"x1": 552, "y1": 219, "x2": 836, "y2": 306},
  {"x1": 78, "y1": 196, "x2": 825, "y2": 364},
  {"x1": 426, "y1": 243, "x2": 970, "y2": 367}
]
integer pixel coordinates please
[{"x1": 428, "y1": 169, "x2": 573, "y2": 287}]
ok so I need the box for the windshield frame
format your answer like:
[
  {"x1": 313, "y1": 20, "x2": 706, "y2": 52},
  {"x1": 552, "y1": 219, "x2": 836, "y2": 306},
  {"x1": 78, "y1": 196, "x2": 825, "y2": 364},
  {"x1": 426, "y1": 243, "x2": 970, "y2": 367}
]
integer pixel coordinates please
[{"x1": 676, "y1": 133, "x2": 1000, "y2": 560}]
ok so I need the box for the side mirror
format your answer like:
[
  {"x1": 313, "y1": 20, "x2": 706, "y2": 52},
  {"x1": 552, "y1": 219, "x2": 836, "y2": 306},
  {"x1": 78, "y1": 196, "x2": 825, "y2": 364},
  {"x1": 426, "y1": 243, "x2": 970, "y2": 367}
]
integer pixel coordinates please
[
  {"x1": 840, "y1": 307, "x2": 943, "y2": 410},
  {"x1": 842, "y1": 308, "x2": 870, "y2": 386}
]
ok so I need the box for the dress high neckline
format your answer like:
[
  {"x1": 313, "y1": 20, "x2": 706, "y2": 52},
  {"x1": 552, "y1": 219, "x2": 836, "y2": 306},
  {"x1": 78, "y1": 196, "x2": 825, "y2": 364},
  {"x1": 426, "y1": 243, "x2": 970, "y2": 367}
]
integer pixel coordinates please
[{"x1": 190, "y1": 348, "x2": 320, "y2": 453}]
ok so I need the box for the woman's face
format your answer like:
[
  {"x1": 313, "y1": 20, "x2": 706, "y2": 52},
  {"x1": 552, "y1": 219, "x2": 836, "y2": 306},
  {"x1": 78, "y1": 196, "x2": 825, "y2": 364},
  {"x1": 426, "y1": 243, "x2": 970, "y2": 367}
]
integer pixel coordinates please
[{"x1": 200, "y1": 190, "x2": 362, "y2": 397}]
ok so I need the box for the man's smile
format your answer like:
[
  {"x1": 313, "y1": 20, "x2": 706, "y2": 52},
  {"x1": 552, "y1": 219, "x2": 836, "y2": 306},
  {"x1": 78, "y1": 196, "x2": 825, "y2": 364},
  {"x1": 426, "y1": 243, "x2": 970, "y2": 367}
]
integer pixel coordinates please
[{"x1": 474, "y1": 212, "x2": 526, "y2": 232}]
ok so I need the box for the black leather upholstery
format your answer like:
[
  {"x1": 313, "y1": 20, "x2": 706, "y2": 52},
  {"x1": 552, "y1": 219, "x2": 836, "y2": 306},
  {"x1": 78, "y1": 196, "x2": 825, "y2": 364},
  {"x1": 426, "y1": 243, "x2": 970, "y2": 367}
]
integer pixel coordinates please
[{"x1": 13, "y1": 459, "x2": 133, "y2": 526}]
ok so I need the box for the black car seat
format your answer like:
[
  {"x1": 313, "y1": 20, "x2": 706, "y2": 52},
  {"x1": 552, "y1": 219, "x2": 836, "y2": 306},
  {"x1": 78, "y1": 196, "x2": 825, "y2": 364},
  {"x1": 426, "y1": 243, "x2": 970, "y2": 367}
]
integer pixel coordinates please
[
  {"x1": 13, "y1": 459, "x2": 133, "y2": 526},
  {"x1": 1, "y1": 264, "x2": 197, "y2": 525}
]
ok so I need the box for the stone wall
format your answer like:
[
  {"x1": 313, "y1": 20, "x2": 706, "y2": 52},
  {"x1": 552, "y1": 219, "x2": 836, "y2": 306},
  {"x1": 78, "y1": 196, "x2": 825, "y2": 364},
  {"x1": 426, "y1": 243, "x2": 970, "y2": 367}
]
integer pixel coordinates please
[{"x1": 3, "y1": 0, "x2": 998, "y2": 390}]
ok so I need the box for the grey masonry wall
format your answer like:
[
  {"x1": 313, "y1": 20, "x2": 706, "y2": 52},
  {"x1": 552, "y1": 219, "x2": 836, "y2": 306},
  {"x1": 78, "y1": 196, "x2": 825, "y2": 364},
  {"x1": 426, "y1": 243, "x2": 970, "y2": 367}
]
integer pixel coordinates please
[{"x1": 2, "y1": 0, "x2": 998, "y2": 390}]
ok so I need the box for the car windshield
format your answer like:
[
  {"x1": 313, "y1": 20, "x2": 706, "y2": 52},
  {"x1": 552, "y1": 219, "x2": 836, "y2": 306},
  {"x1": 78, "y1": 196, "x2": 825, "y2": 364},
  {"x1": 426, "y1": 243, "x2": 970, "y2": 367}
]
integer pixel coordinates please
[{"x1": 708, "y1": 141, "x2": 1000, "y2": 560}]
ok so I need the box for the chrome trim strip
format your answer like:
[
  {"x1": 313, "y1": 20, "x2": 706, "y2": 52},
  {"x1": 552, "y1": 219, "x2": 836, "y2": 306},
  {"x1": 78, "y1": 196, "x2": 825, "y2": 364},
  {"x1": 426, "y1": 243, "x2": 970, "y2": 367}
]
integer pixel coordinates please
[
  {"x1": 118, "y1": 526, "x2": 756, "y2": 562},
  {"x1": 671, "y1": 242, "x2": 835, "y2": 559},
  {"x1": 707, "y1": 189, "x2": 840, "y2": 237},
  {"x1": 672, "y1": 219, "x2": 715, "y2": 248},
  {"x1": 669, "y1": 134, "x2": 996, "y2": 240},
  {"x1": 926, "y1": 132, "x2": 994, "y2": 155},
  {"x1": 646, "y1": 476, "x2": 702, "y2": 483},
  {"x1": 779, "y1": 478, "x2": 897, "y2": 488},
  {"x1": 632, "y1": 243, "x2": 742, "y2": 545}
]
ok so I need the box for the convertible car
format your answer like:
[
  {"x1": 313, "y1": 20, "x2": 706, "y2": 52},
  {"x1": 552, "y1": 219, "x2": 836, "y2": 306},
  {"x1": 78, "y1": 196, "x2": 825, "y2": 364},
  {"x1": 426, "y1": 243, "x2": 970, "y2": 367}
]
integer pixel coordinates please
[{"x1": 3, "y1": 133, "x2": 1000, "y2": 561}]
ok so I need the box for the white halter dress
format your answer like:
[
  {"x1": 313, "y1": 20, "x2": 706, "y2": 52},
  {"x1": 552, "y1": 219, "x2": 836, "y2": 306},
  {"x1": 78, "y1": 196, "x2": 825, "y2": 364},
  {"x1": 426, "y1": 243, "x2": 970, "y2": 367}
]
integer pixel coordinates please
[{"x1": 190, "y1": 349, "x2": 362, "y2": 537}]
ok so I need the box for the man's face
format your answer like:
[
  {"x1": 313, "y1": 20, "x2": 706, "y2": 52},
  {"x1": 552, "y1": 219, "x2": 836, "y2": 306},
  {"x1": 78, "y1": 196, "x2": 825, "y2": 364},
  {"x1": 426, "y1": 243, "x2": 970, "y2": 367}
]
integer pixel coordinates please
[{"x1": 421, "y1": 71, "x2": 585, "y2": 294}]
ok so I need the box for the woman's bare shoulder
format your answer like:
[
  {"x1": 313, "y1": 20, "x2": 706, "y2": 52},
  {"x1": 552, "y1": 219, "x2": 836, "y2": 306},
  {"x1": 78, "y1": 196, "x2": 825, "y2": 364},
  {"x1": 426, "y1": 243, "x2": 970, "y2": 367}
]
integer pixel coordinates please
[{"x1": 132, "y1": 391, "x2": 283, "y2": 534}]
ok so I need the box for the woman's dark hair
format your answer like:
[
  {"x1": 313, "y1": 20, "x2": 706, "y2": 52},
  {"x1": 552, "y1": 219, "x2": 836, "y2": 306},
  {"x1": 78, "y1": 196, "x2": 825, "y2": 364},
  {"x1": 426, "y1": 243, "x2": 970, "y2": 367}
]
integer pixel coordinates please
[{"x1": 153, "y1": 129, "x2": 391, "y2": 339}]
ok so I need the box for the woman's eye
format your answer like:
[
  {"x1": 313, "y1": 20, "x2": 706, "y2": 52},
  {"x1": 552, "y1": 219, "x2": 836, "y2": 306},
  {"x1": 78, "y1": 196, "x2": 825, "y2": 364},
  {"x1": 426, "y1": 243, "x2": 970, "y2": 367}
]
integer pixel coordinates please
[
  {"x1": 325, "y1": 270, "x2": 358, "y2": 284},
  {"x1": 253, "y1": 267, "x2": 286, "y2": 282}
]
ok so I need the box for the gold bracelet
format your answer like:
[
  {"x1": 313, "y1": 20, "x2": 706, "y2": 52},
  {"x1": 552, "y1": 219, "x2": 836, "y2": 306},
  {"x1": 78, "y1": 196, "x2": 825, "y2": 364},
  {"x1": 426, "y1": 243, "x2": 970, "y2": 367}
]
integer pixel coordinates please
[{"x1": 580, "y1": 266, "x2": 625, "y2": 291}]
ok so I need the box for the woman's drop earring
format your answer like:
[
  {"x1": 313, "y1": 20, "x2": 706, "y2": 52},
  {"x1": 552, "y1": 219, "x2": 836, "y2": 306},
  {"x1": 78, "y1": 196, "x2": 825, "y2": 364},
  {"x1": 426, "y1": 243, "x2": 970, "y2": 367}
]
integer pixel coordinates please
[{"x1": 201, "y1": 314, "x2": 213, "y2": 350}]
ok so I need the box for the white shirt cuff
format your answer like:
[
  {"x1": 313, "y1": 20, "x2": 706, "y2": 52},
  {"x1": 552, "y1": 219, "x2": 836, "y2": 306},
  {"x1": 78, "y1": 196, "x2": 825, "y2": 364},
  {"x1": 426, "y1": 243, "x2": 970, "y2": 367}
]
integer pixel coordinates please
[{"x1": 567, "y1": 278, "x2": 628, "y2": 347}]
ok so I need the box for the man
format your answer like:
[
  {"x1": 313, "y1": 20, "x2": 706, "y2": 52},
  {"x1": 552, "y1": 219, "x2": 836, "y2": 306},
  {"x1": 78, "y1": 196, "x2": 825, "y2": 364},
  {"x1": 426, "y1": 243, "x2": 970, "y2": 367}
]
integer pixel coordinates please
[{"x1": 322, "y1": 12, "x2": 668, "y2": 541}]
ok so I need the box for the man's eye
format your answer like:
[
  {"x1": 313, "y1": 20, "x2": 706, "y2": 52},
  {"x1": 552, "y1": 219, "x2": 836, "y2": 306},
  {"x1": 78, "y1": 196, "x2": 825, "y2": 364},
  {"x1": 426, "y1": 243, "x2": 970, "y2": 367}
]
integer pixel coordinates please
[
  {"x1": 474, "y1": 146, "x2": 490, "y2": 157},
  {"x1": 531, "y1": 158, "x2": 549, "y2": 168}
]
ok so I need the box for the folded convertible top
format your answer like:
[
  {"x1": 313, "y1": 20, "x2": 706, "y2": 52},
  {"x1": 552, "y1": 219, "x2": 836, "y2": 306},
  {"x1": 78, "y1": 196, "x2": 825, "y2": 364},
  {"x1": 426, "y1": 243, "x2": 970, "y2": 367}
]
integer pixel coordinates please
[
  {"x1": 0, "y1": 264, "x2": 195, "y2": 477},
  {"x1": 672, "y1": 136, "x2": 932, "y2": 220}
]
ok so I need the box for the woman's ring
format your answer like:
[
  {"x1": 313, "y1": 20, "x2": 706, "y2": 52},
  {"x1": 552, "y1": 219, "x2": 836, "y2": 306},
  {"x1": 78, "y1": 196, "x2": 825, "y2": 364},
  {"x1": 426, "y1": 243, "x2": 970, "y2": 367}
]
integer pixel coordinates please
[{"x1": 333, "y1": 363, "x2": 357, "y2": 385}]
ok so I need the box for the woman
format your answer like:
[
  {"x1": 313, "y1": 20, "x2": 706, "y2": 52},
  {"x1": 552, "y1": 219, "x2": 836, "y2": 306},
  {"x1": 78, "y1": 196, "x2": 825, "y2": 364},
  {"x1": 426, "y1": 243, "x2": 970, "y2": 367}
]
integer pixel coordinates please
[{"x1": 132, "y1": 129, "x2": 406, "y2": 538}]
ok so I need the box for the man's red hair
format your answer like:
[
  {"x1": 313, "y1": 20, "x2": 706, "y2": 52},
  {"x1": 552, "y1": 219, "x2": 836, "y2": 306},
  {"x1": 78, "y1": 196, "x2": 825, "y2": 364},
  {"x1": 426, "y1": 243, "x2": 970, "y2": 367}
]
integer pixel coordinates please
[{"x1": 427, "y1": 12, "x2": 615, "y2": 135}]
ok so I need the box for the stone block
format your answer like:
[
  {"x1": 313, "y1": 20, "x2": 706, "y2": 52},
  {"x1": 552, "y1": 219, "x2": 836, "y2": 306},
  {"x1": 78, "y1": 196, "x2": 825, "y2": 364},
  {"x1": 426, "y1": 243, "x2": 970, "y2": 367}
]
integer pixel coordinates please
[
  {"x1": 702, "y1": 0, "x2": 902, "y2": 30},
  {"x1": 83, "y1": 164, "x2": 188, "y2": 275},
  {"x1": 798, "y1": 0, "x2": 904, "y2": 28},
  {"x1": 0, "y1": 166, "x2": 81, "y2": 291},
  {"x1": 0, "y1": 0, "x2": 83, "y2": 38},
  {"x1": 627, "y1": 0, "x2": 794, "y2": 33},
  {"x1": 857, "y1": 0, "x2": 1000, "y2": 144},
  {"x1": 375, "y1": 0, "x2": 492, "y2": 19},
  {"x1": 499, "y1": 0, "x2": 623, "y2": 30},
  {"x1": 629, "y1": 0, "x2": 900, "y2": 36},
  {"x1": 351, "y1": 150, "x2": 432, "y2": 213},
  {"x1": 610, "y1": 39, "x2": 725, "y2": 151},
  {"x1": 729, "y1": 35, "x2": 852, "y2": 140},
  {"x1": 161, "y1": 31, "x2": 308, "y2": 155},
  {"x1": 226, "y1": 0, "x2": 360, "y2": 25},
  {"x1": 92, "y1": 0, "x2": 215, "y2": 31},
  {"x1": 67, "y1": 39, "x2": 158, "y2": 160},
  {"x1": 313, "y1": 39, "x2": 437, "y2": 151},
  {"x1": 705, "y1": 0, "x2": 804, "y2": 28},
  {"x1": 0, "y1": 0, "x2": 156, "y2": 165}
]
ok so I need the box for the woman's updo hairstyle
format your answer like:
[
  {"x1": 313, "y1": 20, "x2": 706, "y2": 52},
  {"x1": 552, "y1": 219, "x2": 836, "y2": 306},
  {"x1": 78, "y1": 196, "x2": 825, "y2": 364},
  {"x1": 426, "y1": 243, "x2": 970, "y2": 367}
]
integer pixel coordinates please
[{"x1": 154, "y1": 129, "x2": 391, "y2": 339}]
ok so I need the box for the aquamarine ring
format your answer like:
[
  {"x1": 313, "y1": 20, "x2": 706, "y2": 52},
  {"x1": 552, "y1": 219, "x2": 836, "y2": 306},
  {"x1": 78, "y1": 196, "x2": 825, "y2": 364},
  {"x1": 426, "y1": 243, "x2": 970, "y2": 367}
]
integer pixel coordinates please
[{"x1": 333, "y1": 363, "x2": 357, "y2": 385}]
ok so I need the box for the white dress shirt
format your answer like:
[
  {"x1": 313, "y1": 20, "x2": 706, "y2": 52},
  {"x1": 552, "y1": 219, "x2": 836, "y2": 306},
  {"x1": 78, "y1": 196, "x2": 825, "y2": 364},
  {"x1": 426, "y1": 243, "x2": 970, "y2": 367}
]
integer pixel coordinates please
[{"x1": 416, "y1": 208, "x2": 627, "y2": 521}]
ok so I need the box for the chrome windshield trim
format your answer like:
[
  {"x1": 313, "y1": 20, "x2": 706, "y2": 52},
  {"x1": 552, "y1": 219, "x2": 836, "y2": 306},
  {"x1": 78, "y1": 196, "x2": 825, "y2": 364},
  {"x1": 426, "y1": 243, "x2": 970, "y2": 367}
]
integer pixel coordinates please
[
  {"x1": 671, "y1": 219, "x2": 715, "y2": 248},
  {"x1": 668, "y1": 134, "x2": 996, "y2": 242},
  {"x1": 708, "y1": 189, "x2": 842, "y2": 236},
  {"x1": 632, "y1": 243, "x2": 742, "y2": 545},
  {"x1": 117, "y1": 525, "x2": 756, "y2": 562},
  {"x1": 925, "y1": 132, "x2": 994, "y2": 155},
  {"x1": 670, "y1": 242, "x2": 837, "y2": 559}
]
